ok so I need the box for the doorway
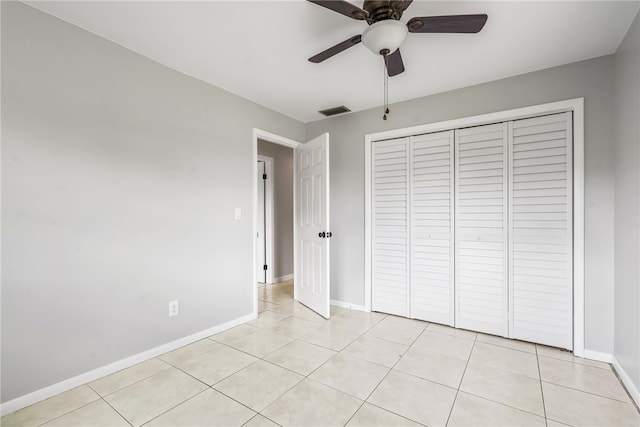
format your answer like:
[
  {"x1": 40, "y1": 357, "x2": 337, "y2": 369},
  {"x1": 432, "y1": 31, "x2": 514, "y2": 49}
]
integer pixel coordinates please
[
  {"x1": 252, "y1": 130, "x2": 299, "y2": 317},
  {"x1": 252, "y1": 129, "x2": 332, "y2": 319},
  {"x1": 256, "y1": 156, "x2": 274, "y2": 285}
]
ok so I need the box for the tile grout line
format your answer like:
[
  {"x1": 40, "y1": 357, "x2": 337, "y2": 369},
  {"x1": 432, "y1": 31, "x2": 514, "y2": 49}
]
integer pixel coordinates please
[
  {"x1": 239, "y1": 308, "x2": 393, "y2": 425},
  {"x1": 135, "y1": 388, "x2": 210, "y2": 426},
  {"x1": 253, "y1": 310, "x2": 390, "y2": 425},
  {"x1": 213, "y1": 302, "x2": 362, "y2": 423},
  {"x1": 8, "y1": 375, "x2": 149, "y2": 427},
  {"x1": 208, "y1": 386, "x2": 279, "y2": 426},
  {"x1": 296, "y1": 326, "x2": 361, "y2": 353},
  {"x1": 241, "y1": 413, "x2": 282, "y2": 427},
  {"x1": 609, "y1": 367, "x2": 640, "y2": 413},
  {"x1": 342, "y1": 321, "x2": 431, "y2": 426},
  {"x1": 128, "y1": 348, "x2": 263, "y2": 424},
  {"x1": 536, "y1": 353, "x2": 615, "y2": 371},
  {"x1": 85, "y1": 382, "x2": 134, "y2": 427},
  {"x1": 539, "y1": 379, "x2": 640, "y2": 405},
  {"x1": 30, "y1": 397, "x2": 102, "y2": 427},
  {"x1": 100, "y1": 396, "x2": 134, "y2": 427},
  {"x1": 252, "y1": 362, "x2": 307, "y2": 421},
  {"x1": 454, "y1": 389, "x2": 551, "y2": 421},
  {"x1": 35, "y1": 360, "x2": 202, "y2": 426},
  {"x1": 535, "y1": 345, "x2": 549, "y2": 426},
  {"x1": 444, "y1": 330, "x2": 477, "y2": 426}
]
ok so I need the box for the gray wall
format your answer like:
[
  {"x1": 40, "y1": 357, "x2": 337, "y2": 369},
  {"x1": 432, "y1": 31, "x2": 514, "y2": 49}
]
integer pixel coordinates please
[
  {"x1": 257, "y1": 140, "x2": 294, "y2": 280},
  {"x1": 1, "y1": 2, "x2": 304, "y2": 403},
  {"x1": 614, "y1": 11, "x2": 640, "y2": 396},
  {"x1": 306, "y1": 55, "x2": 616, "y2": 354}
]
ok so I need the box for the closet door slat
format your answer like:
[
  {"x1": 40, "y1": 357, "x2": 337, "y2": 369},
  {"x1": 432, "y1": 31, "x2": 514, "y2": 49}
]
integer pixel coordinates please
[
  {"x1": 411, "y1": 131, "x2": 455, "y2": 324},
  {"x1": 372, "y1": 138, "x2": 409, "y2": 317},
  {"x1": 509, "y1": 112, "x2": 573, "y2": 349},
  {"x1": 455, "y1": 123, "x2": 509, "y2": 336}
]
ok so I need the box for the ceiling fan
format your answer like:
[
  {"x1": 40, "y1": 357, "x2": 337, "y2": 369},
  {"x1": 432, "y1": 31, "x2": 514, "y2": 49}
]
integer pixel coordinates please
[{"x1": 308, "y1": 0, "x2": 488, "y2": 77}]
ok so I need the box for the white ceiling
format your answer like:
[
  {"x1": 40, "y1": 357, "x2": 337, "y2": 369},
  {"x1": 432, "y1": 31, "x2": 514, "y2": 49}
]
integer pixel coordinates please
[{"x1": 26, "y1": 1, "x2": 639, "y2": 123}]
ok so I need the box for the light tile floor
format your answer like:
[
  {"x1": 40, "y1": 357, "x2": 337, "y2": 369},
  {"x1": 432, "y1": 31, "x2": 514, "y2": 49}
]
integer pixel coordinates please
[{"x1": 3, "y1": 280, "x2": 639, "y2": 427}]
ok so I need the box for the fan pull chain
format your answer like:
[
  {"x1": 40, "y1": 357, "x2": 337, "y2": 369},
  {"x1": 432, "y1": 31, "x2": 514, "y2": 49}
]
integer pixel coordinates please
[{"x1": 383, "y1": 54, "x2": 390, "y2": 120}]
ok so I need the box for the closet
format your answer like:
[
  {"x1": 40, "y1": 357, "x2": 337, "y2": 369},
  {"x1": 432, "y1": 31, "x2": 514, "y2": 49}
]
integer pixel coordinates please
[{"x1": 371, "y1": 112, "x2": 573, "y2": 350}]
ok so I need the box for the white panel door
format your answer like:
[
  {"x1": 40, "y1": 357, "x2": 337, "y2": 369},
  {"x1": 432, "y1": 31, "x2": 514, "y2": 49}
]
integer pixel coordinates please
[
  {"x1": 257, "y1": 161, "x2": 266, "y2": 283},
  {"x1": 410, "y1": 131, "x2": 455, "y2": 325},
  {"x1": 295, "y1": 133, "x2": 330, "y2": 318},
  {"x1": 509, "y1": 112, "x2": 573, "y2": 349},
  {"x1": 372, "y1": 137, "x2": 409, "y2": 317},
  {"x1": 455, "y1": 123, "x2": 509, "y2": 336}
]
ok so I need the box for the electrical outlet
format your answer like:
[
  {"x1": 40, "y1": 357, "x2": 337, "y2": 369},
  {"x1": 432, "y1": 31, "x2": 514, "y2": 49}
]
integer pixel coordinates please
[{"x1": 169, "y1": 300, "x2": 179, "y2": 317}]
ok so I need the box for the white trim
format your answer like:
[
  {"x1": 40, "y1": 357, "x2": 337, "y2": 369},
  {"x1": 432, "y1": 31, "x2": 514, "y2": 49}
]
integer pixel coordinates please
[
  {"x1": 0, "y1": 313, "x2": 255, "y2": 416},
  {"x1": 0, "y1": 3, "x2": 3, "y2": 412},
  {"x1": 582, "y1": 349, "x2": 613, "y2": 363},
  {"x1": 572, "y1": 99, "x2": 586, "y2": 357},
  {"x1": 330, "y1": 299, "x2": 367, "y2": 312},
  {"x1": 364, "y1": 137, "x2": 372, "y2": 312},
  {"x1": 274, "y1": 273, "x2": 294, "y2": 283},
  {"x1": 252, "y1": 128, "x2": 301, "y2": 319},
  {"x1": 293, "y1": 144, "x2": 298, "y2": 303},
  {"x1": 257, "y1": 155, "x2": 275, "y2": 284},
  {"x1": 612, "y1": 356, "x2": 640, "y2": 407},
  {"x1": 366, "y1": 99, "x2": 584, "y2": 142},
  {"x1": 364, "y1": 98, "x2": 585, "y2": 356}
]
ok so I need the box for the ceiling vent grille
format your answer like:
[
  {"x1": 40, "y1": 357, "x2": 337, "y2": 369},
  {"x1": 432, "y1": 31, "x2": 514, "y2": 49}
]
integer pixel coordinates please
[{"x1": 318, "y1": 106, "x2": 351, "y2": 117}]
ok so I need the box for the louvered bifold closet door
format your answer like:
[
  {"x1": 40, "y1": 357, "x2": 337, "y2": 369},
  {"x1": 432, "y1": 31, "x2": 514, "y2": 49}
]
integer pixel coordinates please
[
  {"x1": 455, "y1": 123, "x2": 509, "y2": 336},
  {"x1": 372, "y1": 138, "x2": 409, "y2": 317},
  {"x1": 411, "y1": 131, "x2": 455, "y2": 325},
  {"x1": 509, "y1": 112, "x2": 573, "y2": 349}
]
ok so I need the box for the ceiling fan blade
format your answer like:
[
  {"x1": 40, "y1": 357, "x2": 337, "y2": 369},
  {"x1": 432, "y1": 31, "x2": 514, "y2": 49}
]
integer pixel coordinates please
[
  {"x1": 309, "y1": 35, "x2": 362, "y2": 63},
  {"x1": 386, "y1": 49, "x2": 405, "y2": 77},
  {"x1": 307, "y1": 0, "x2": 369, "y2": 21},
  {"x1": 402, "y1": 0, "x2": 414, "y2": 11},
  {"x1": 407, "y1": 14, "x2": 488, "y2": 33}
]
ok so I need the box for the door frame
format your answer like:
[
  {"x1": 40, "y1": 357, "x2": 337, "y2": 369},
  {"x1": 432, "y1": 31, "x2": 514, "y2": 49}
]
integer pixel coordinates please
[
  {"x1": 257, "y1": 155, "x2": 275, "y2": 285},
  {"x1": 364, "y1": 98, "x2": 585, "y2": 357},
  {"x1": 252, "y1": 129, "x2": 300, "y2": 317}
]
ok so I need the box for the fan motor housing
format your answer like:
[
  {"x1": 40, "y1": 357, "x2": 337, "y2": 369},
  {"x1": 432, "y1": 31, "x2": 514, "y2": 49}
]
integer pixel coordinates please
[{"x1": 363, "y1": 0, "x2": 406, "y2": 23}]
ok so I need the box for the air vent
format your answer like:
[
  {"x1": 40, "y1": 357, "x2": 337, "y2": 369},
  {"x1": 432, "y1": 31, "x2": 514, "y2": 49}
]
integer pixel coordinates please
[{"x1": 318, "y1": 106, "x2": 351, "y2": 117}]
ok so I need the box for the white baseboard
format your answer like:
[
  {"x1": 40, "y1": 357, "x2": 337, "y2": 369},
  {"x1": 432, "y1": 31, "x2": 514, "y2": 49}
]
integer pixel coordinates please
[
  {"x1": 273, "y1": 274, "x2": 293, "y2": 283},
  {"x1": 582, "y1": 350, "x2": 640, "y2": 407},
  {"x1": 330, "y1": 299, "x2": 367, "y2": 312},
  {"x1": 582, "y1": 349, "x2": 613, "y2": 363},
  {"x1": 612, "y1": 356, "x2": 640, "y2": 407},
  {"x1": 0, "y1": 313, "x2": 256, "y2": 416}
]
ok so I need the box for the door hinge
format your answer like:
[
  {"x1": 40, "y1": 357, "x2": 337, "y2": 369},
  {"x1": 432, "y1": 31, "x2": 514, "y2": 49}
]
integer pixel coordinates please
[
  {"x1": 263, "y1": 264, "x2": 268, "y2": 271},
  {"x1": 262, "y1": 173, "x2": 267, "y2": 180}
]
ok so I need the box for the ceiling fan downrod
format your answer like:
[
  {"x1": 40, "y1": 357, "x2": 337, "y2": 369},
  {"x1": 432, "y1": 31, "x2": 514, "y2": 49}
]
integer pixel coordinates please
[{"x1": 382, "y1": 49, "x2": 390, "y2": 120}]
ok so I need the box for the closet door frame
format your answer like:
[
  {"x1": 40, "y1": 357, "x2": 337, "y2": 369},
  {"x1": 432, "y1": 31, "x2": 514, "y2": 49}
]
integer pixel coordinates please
[{"x1": 364, "y1": 98, "x2": 585, "y2": 357}]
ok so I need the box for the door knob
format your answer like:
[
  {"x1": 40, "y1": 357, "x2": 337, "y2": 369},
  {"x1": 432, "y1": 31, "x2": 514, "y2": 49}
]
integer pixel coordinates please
[{"x1": 319, "y1": 232, "x2": 326, "y2": 238}]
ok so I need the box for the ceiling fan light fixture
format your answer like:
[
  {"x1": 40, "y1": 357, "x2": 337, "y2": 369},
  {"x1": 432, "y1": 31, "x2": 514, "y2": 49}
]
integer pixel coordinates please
[{"x1": 362, "y1": 19, "x2": 408, "y2": 55}]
